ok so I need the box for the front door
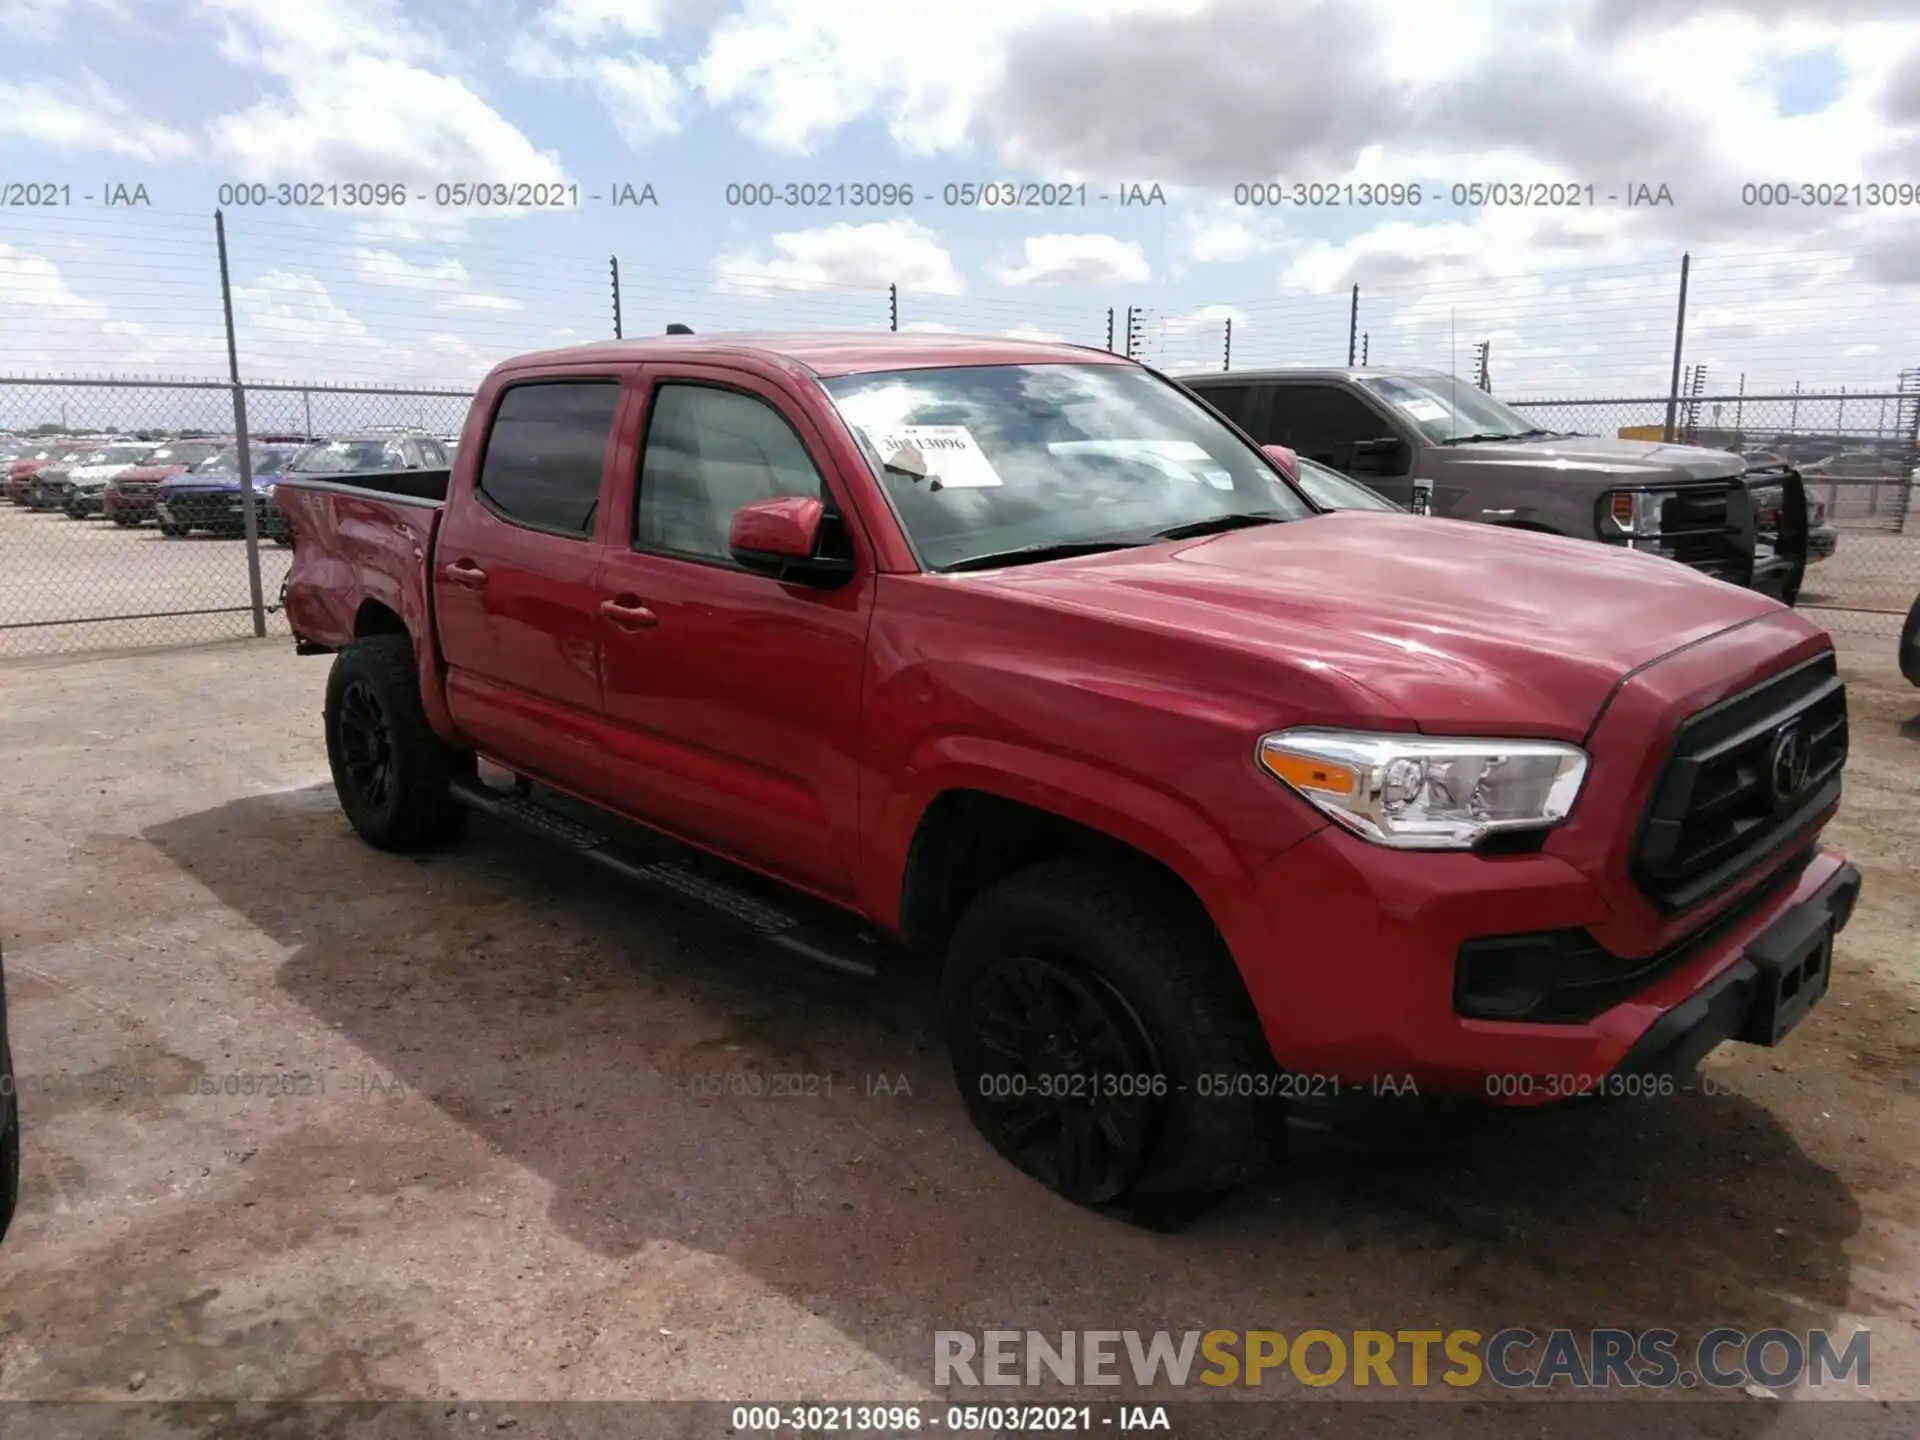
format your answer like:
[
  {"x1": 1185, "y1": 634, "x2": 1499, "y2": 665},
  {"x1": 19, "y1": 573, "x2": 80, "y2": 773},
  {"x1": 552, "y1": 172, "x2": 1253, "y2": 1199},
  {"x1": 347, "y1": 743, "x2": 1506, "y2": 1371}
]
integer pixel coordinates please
[{"x1": 593, "y1": 368, "x2": 874, "y2": 901}]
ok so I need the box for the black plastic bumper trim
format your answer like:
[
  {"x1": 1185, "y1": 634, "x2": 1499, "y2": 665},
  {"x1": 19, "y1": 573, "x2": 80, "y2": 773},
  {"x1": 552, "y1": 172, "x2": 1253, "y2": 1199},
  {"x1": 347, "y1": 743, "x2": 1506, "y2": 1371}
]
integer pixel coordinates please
[{"x1": 1612, "y1": 859, "x2": 1860, "y2": 1078}]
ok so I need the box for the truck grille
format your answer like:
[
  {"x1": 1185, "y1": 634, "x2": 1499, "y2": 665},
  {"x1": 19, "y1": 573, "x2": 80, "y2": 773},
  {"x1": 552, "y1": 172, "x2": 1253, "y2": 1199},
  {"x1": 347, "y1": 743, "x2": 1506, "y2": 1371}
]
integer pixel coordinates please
[
  {"x1": 1630, "y1": 652, "x2": 1847, "y2": 913},
  {"x1": 1658, "y1": 483, "x2": 1744, "y2": 579}
]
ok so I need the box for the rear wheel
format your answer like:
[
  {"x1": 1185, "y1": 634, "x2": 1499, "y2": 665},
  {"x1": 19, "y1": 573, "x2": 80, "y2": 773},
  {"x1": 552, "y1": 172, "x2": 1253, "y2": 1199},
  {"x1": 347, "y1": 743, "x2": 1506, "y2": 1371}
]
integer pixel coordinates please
[
  {"x1": 943, "y1": 857, "x2": 1283, "y2": 1226},
  {"x1": 324, "y1": 633, "x2": 468, "y2": 851}
]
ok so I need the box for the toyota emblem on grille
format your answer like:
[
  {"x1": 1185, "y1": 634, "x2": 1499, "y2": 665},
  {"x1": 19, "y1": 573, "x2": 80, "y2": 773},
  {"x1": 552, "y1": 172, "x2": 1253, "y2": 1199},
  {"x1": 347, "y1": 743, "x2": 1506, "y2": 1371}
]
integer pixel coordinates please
[{"x1": 1767, "y1": 721, "x2": 1812, "y2": 806}]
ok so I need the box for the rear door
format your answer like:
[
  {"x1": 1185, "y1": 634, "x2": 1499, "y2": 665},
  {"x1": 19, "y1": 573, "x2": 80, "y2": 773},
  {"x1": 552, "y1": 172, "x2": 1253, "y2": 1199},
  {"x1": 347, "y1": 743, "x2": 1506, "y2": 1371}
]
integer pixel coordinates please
[
  {"x1": 591, "y1": 364, "x2": 876, "y2": 901},
  {"x1": 434, "y1": 373, "x2": 631, "y2": 793}
]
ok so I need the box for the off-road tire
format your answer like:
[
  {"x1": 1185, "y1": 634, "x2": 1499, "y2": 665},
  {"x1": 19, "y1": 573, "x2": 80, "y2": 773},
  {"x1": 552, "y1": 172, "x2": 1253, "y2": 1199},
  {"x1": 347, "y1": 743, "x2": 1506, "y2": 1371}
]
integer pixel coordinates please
[
  {"x1": 324, "y1": 633, "x2": 468, "y2": 851},
  {"x1": 943, "y1": 856, "x2": 1283, "y2": 1227}
]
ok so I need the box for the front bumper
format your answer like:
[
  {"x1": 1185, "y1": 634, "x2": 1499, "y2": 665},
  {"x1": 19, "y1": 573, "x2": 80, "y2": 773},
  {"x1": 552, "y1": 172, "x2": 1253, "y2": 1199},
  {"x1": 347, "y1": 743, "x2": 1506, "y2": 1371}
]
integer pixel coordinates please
[
  {"x1": 1614, "y1": 860, "x2": 1859, "y2": 1076},
  {"x1": 105, "y1": 489, "x2": 158, "y2": 520},
  {"x1": 157, "y1": 489, "x2": 285, "y2": 534},
  {"x1": 1243, "y1": 825, "x2": 1856, "y2": 1098}
]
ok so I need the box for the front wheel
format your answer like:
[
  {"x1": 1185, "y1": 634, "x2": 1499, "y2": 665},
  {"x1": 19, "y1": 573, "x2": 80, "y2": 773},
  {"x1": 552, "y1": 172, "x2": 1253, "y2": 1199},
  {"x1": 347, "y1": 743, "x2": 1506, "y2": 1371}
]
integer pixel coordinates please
[
  {"x1": 943, "y1": 857, "x2": 1283, "y2": 1225},
  {"x1": 323, "y1": 633, "x2": 468, "y2": 851}
]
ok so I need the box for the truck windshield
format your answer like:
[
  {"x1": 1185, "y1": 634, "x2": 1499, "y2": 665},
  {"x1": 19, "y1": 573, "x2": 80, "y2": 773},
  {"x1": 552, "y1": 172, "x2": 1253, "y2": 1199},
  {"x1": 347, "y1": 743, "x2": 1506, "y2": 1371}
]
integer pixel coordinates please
[
  {"x1": 822, "y1": 363, "x2": 1312, "y2": 571},
  {"x1": 291, "y1": 440, "x2": 402, "y2": 472},
  {"x1": 1357, "y1": 375, "x2": 1554, "y2": 444},
  {"x1": 190, "y1": 446, "x2": 296, "y2": 476}
]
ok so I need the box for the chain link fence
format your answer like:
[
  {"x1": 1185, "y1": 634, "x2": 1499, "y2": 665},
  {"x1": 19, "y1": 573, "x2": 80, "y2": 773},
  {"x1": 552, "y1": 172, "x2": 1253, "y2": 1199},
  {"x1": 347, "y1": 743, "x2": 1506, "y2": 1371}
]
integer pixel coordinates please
[{"x1": 0, "y1": 379, "x2": 473, "y2": 658}]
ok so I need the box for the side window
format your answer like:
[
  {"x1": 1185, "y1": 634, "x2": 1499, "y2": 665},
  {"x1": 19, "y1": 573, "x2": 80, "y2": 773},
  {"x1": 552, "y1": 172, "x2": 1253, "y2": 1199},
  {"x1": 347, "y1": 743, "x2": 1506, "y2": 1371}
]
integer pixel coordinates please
[
  {"x1": 476, "y1": 381, "x2": 620, "y2": 537},
  {"x1": 1263, "y1": 386, "x2": 1395, "y2": 471},
  {"x1": 1190, "y1": 383, "x2": 1256, "y2": 429},
  {"x1": 635, "y1": 383, "x2": 826, "y2": 564}
]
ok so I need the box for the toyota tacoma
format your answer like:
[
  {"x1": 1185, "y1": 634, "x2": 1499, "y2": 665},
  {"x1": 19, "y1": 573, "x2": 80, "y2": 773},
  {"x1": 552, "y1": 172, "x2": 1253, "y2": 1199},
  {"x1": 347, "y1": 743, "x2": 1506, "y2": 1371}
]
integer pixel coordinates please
[{"x1": 276, "y1": 333, "x2": 1859, "y2": 1220}]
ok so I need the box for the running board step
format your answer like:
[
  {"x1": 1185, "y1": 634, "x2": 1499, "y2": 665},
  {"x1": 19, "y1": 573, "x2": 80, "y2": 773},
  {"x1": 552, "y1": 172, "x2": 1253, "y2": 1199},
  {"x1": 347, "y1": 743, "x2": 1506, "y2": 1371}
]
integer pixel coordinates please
[{"x1": 448, "y1": 776, "x2": 880, "y2": 981}]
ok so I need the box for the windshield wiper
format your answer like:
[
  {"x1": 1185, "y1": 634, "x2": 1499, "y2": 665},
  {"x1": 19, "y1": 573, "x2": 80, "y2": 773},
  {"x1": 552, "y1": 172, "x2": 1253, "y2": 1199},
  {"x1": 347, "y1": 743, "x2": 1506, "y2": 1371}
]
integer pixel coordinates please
[
  {"x1": 941, "y1": 539, "x2": 1145, "y2": 573},
  {"x1": 1150, "y1": 511, "x2": 1290, "y2": 540},
  {"x1": 1437, "y1": 431, "x2": 1529, "y2": 445}
]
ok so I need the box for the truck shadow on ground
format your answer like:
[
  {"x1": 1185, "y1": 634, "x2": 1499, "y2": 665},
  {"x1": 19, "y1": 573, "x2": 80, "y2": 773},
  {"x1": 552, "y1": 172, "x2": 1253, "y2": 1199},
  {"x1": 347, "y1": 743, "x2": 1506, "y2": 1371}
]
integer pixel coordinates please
[{"x1": 142, "y1": 787, "x2": 1865, "y2": 1429}]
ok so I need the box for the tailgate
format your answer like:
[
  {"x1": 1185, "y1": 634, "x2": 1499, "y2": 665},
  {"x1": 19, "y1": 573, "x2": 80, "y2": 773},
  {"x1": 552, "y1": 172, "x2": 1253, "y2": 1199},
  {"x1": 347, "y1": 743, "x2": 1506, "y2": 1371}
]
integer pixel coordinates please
[{"x1": 276, "y1": 479, "x2": 443, "y2": 651}]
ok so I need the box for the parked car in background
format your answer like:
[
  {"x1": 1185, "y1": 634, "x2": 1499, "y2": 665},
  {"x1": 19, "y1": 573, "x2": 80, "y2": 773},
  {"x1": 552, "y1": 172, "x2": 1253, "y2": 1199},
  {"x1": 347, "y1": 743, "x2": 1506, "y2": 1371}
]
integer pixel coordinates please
[
  {"x1": 104, "y1": 438, "x2": 229, "y2": 526},
  {"x1": 24, "y1": 447, "x2": 102, "y2": 510},
  {"x1": 286, "y1": 431, "x2": 451, "y2": 476},
  {"x1": 277, "y1": 332, "x2": 1857, "y2": 1219},
  {"x1": 57, "y1": 440, "x2": 156, "y2": 518},
  {"x1": 156, "y1": 443, "x2": 303, "y2": 538},
  {"x1": 1178, "y1": 367, "x2": 1810, "y2": 602},
  {"x1": 7, "y1": 444, "x2": 86, "y2": 504}
]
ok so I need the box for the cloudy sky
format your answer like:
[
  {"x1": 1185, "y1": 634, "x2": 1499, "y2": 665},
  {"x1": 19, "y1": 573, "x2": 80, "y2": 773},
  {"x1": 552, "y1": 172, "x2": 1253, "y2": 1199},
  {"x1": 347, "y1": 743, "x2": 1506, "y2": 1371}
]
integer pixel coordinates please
[{"x1": 3, "y1": 0, "x2": 1919, "y2": 398}]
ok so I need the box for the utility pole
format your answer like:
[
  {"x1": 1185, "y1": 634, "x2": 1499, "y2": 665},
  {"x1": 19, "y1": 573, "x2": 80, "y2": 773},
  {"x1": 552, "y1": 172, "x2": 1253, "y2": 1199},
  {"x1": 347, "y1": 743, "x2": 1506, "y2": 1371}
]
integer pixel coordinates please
[{"x1": 1658, "y1": 253, "x2": 1689, "y2": 443}]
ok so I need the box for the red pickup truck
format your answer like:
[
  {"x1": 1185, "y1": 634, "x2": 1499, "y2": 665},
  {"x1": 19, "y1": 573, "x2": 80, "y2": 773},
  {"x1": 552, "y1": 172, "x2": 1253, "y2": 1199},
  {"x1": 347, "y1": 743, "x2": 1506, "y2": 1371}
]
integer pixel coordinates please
[{"x1": 277, "y1": 332, "x2": 1859, "y2": 1222}]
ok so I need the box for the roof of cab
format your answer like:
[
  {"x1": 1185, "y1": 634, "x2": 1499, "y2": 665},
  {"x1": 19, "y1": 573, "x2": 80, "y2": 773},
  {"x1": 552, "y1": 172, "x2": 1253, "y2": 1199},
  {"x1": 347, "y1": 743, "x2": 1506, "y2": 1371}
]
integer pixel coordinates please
[{"x1": 492, "y1": 330, "x2": 1132, "y2": 380}]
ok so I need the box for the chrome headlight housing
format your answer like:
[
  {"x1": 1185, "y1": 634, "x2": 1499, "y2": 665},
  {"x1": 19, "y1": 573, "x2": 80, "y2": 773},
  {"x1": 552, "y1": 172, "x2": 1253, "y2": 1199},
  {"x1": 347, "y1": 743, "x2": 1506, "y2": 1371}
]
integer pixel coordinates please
[
  {"x1": 1602, "y1": 487, "x2": 1678, "y2": 538},
  {"x1": 1257, "y1": 729, "x2": 1589, "y2": 850}
]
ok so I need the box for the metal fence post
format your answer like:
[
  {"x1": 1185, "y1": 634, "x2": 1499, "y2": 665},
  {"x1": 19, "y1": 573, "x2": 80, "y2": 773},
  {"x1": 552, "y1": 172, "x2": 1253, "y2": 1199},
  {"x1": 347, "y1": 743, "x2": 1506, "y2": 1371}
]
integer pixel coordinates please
[
  {"x1": 1105, "y1": 308, "x2": 1114, "y2": 353},
  {"x1": 889, "y1": 283, "x2": 898, "y2": 332},
  {"x1": 1663, "y1": 251, "x2": 1690, "y2": 444},
  {"x1": 1347, "y1": 285, "x2": 1359, "y2": 366},
  {"x1": 214, "y1": 209, "x2": 266, "y2": 639},
  {"x1": 1223, "y1": 317, "x2": 1232, "y2": 371},
  {"x1": 610, "y1": 256, "x2": 623, "y2": 339}
]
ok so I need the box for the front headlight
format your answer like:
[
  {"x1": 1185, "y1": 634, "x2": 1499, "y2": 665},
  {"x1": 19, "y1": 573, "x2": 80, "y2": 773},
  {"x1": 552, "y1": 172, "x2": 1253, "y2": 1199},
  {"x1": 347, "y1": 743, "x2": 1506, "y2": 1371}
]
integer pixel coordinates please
[
  {"x1": 1256, "y1": 729, "x2": 1589, "y2": 850},
  {"x1": 1602, "y1": 488, "x2": 1677, "y2": 538}
]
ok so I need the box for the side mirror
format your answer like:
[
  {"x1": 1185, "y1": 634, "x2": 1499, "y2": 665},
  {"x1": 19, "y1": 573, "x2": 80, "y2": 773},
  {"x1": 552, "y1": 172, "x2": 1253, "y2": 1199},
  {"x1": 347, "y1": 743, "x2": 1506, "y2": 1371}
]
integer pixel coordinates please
[
  {"x1": 727, "y1": 495, "x2": 855, "y2": 587},
  {"x1": 1349, "y1": 436, "x2": 1409, "y2": 474},
  {"x1": 1260, "y1": 443, "x2": 1299, "y2": 481}
]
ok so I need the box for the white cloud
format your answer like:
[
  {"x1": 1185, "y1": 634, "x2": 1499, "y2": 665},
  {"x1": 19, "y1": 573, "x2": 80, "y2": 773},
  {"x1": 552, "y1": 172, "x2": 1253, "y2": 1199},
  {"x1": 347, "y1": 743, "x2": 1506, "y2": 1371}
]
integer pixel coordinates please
[
  {"x1": 535, "y1": 0, "x2": 671, "y2": 41},
  {"x1": 715, "y1": 218, "x2": 966, "y2": 295},
  {"x1": 210, "y1": 56, "x2": 568, "y2": 187},
  {"x1": 234, "y1": 270, "x2": 374, "y2": 347},
  {"x1": 900, "y1": 320, "x2": 960, "y2": 332},
  {"x1": 0, "y1": 73, "x2": 193, "y2": 160},
  {"x1": 351, "y1": 249, "x2": 471, "y2": 291},
  {"x1": 2, "y1": 0, "x2": 124, "y2": 41},
  {"x1": 1002, "y1": 323, "x2": 1067, "y2": 342},
  {"x1": 688, "y1": 0, "x2": 1202, "y2": 155},
  {"x1": 993, "y1": 234, "x2": 1151, "y2": 287},
  {"x1": 587, "y1": 55, "x2": 685, "y2": 145},
  {"x1": 441, "y1": 292, "x2": 523, "y2": 311},
  {"x1": 0, "y1": 245, "x2": 109, "y2": 318}
]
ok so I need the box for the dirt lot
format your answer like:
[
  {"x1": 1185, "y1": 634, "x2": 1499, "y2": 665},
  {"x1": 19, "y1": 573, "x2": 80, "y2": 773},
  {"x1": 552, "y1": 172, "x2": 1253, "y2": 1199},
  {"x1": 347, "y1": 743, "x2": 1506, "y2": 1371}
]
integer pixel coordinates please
[{"x1": 0, "y1": 631, "x2": 1916, "y2": 1431}]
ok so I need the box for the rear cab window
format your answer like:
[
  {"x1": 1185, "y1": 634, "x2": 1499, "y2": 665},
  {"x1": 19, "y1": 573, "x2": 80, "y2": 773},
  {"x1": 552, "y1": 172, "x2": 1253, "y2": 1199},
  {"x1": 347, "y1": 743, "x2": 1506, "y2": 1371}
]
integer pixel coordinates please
[{"x1": 475, "y1": 380, "x2": 623, "y2": 539}]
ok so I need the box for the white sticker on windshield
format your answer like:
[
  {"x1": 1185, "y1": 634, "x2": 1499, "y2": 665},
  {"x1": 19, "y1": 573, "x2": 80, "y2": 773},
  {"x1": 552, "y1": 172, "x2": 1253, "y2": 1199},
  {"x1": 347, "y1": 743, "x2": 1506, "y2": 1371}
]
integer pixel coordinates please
[
  {"x1": 1401, "y1": 398, "x2": 1451, "y2": 422},
  {"x1": 863, "y1": 425, "x2": 1003, "y2": 488}
]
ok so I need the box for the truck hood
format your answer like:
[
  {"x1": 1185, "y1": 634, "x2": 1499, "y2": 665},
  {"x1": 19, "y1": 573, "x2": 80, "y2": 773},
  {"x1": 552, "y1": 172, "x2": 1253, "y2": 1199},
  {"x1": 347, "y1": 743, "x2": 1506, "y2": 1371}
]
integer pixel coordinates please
[
  {"x1": 987, "y1": 512, "x2": 1789, "y2": 739},
  {"x1": 1427, "y1": 434, "x2": 1748, "y2": 485}
]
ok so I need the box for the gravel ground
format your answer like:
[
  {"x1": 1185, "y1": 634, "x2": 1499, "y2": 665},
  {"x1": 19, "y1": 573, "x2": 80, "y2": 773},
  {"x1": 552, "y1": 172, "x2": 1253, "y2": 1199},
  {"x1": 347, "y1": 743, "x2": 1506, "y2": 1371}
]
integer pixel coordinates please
[{"x1": 0, "y1": 631, "x2": 1915, "y2": 1431}]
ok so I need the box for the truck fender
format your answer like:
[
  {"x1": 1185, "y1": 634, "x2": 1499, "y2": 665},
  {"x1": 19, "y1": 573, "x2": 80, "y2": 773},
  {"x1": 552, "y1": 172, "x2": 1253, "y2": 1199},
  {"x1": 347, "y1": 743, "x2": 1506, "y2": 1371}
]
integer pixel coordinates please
[{"x1": 865, "y1": 736, "x2": 1274, "y2": 970}]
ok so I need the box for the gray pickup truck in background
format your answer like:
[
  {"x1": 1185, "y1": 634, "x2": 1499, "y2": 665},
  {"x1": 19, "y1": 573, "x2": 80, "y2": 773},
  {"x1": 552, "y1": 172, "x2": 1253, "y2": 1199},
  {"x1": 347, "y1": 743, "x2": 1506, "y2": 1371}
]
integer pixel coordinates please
[{"x1": 1178, "y1": 366, "x2": 1809, "y2": 603}]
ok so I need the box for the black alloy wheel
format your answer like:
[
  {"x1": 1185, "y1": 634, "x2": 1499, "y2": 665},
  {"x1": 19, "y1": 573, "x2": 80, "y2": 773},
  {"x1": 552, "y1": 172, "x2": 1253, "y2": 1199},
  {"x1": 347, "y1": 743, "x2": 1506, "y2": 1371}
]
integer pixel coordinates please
[
  {"x1": 960, "y1": 951, "x2": 1161, "y2": 1206},
  {"x1": 335, "y1": 678, "x2": 397, "y2": 813}
]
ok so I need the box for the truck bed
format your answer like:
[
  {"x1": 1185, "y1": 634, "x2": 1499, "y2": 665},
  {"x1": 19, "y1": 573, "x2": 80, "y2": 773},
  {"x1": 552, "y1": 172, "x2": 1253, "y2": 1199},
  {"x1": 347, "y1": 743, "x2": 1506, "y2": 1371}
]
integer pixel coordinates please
[
  {"x1": 276, "y1": 467, "x2": 451, "y2": 504},
  {"x1": 275, "y1": 471, "x2": 447, "y2": 652}
]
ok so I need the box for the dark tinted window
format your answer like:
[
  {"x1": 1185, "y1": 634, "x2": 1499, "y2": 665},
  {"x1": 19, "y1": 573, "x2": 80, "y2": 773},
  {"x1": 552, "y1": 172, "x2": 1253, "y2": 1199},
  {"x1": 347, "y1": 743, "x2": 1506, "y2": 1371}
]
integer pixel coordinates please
[
  {"x1": 1262, "y1": 385, "x2": 1394, "y2": 467},
  {"x1": 477, "y1": 382, "x2": 619, "y2": 537},
  {"x1": 635, "y1": 384, "x2": 824, "y2": 563},
  {"x1": 1188, "y1": 383, "x2": 1256, "y2": 427}
]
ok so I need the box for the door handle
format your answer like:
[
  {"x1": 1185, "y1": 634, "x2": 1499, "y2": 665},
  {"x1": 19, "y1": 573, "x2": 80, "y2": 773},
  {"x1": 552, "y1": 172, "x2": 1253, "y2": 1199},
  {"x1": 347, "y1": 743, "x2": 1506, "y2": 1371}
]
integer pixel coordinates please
[
  {"x1": 442, "y1": 559, "x2": 487, "y2": 587},
  {"x1": 599, "y1": 596, "x2": 659, "y2": 629}
]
